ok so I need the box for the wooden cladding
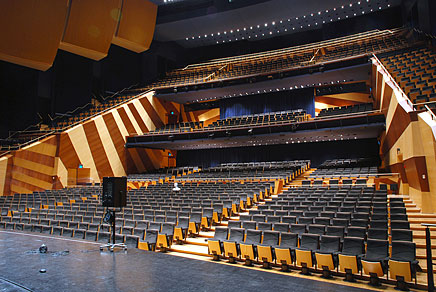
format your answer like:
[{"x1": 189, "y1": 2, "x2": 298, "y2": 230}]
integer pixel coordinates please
[
  {"x1": 0, "y1": 0, "x2": 157, "y2": 70},
  {"x1": 0, "y1": 92, "x2": 173, "y2": 195}
]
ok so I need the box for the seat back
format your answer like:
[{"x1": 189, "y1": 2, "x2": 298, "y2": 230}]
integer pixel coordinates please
[
  {"x1": 341, "y1": 236, "x2": 365, "y2": 256},
  {"x1": 258, "y1": 222, "x2": 272, "y2": 231},
  {"x1": 308, "y1": 224, "x2": 326, "y2": 235},
  {"x1": 390, "y1": 241, "x2": 416, "y2": 262},
  {"x1": 244, "y1": 229, "x2": 262, "y2": 244},
  {"x1": 213, "y1": 227, "x2": 229, "y2": 241},
  {"x1": 227, "y1": 220, "x2": 241, "y2": 229},
  {"x1": 290, "y1": 223, "x2": 306, "y2": 236},
  {"x1": 161, "y1": 223, "x2": 175, "y2": 235},
  {"x1": 300, "y1": 233, "x2": 320, "y2": 251},
  {"x1": 391, "y1": 229, "x2": 413, "y2": 242},
  {"x1": 367, "y1": 228, "x2": 388, "y2": 240},
  {"x1": 262, "y1": 231, "x2": 280, "y2": 246},
  {"x1": 228, "y1": 228, "x2": 245, "y2": 243},
  {"x1": 279, "y1": 232, "x2": 298, "y2": 248},
  {"x1": 144, "y1": 229, "x2": 158, "y2": 243},
  {"x1": 365, "y1": 239, "x2": 389, "y2": 261},
  {"x1": 326, "y1": 226, "x2": 345, "y2": 239},
  {"x1": 273, "y1": 223, "x2": 289, "y2": 233},
  {"x1": 319, "y1": 235, "x2": 340, "y2": 253},
  {"x1": 177, "y1": 217, "x2": 189, "y2": 228}
]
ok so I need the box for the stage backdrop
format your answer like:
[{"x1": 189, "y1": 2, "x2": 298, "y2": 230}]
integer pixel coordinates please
[{"x1": 219, "y1": 88, "x2": 315, "y2": 119}]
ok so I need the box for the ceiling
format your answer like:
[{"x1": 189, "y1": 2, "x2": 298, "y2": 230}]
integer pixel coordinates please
[{"x1": 152, "y1": 0, "x2": 401, "y2": 47}]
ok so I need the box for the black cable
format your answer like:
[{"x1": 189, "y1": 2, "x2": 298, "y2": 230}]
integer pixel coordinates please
[{"x1": 0, "y1": 276, "x2": 34, "y2": 292}]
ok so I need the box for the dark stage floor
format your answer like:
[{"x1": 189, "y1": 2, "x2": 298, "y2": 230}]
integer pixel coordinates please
[{"x1": 0, "y1": 231, "x2": 375, "y2": 292}]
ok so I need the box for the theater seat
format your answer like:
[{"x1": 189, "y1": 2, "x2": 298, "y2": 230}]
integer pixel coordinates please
[
  {"x1": 156, "y1": 223, "x2": 175, "y2": 252},
  {"x1": 295, "y1": 233, "x2": 320, "y2": 275},
  {"x1": 223, "y1": 228, "x2": 245, "y2": 263},
  {"x1": 315, "y1": 235, "x2": 341, "y2": 278},
  {"x1": 362, "y1": 239, "x2": 389, "y2": 286},
  {"x1": 240, "y1": 229, "x2": 262, "y2": 266},
  {"x1": 139, "y1": 229, "x2": 158, "y2": 251},
  {"x1": 275, "y1": 232, "x2": 298, "y2": 271},
  {"x1": 339, "y1": 237, "x2": 365, "y2": 282},
  {"x1": 208, "y1": 227, "x2": 229, "y2": 260},
  {"x1": 257, "y1": 230, "x2": 280, "y2": 268},
  {"x1": 389, "y1": 241, "x2": 419, "y2": 290},
  {"x1": 174, "y1": 217, "x2": 189, "y2": 244}
]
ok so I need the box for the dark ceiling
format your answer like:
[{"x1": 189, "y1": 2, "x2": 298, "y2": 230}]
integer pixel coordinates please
[{"x1": 151, "y1": 0, "x2": 402, "y2": 48}]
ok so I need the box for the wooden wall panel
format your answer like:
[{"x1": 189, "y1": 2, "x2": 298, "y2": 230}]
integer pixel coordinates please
[
  {"x1": 82, "y1": 121, "x2": 114, "y2": 177},
  {"x1": 112, "y1": 0, "x2": 157, "y2": 53},
  {"x1": 60, "y1": 0, "x2": 120, "y2": 60},
  {"x1": 0, "y1": 156, "x2": 11, "y2": 195},
  {"x1": 0, "y1": 91, "x2": 179, "y2": 195},
  {"x1": 0, "y1": 0, "x2": 68, "y2": 70}
]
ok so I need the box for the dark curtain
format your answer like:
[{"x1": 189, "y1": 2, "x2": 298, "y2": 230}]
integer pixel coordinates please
[
  {"x1": 176, "y1": 138, "x2": 380, "y2": 168},
  {"x1": 219, "y1": 88, "x2": 315, "y2": 119}
]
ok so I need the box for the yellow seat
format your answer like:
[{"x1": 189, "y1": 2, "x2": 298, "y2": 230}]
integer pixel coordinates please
[{"x1": 389, "y1": 260, "x2": 412, "y2": 282}]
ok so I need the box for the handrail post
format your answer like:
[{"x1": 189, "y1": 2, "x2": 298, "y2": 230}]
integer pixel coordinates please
[{"x1": 422, "y1": 223, "x2": 435, "y2": 292}]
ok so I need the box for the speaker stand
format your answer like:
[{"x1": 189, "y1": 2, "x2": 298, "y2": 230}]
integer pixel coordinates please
[{"x1": 100, "y1": 209, "x2": 127, "y2": 252}]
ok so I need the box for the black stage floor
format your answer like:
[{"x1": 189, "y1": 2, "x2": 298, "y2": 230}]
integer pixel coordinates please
[{"x1": 0, "y1": 231, "x2": 374, "y2": 292}]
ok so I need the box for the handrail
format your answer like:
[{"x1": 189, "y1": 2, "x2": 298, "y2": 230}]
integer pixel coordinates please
[
  {"x1": 145, "y1": 42, "x2": 412, "y2": 91},
  {"x1": 182, "y1": 28, "x2": 405, "y2": 70},
  {"x1": 421, "y1": 223, "x2": 435, "y2": 292},
  {"x1": 306, "y1": 172, "x2": 399, "y2": 178},
  {"x1": 0, "y1": 88, "x2": 154, "y2": 155},
  {"x1": 371, "y1": 53, "x2": 415, "y2": 110},
  {"x1": 425, "y1": 104, "x2": 436, "y2": 121}
]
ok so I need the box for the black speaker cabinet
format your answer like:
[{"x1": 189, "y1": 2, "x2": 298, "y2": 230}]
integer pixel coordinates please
[{"x1": 102, "y1": 177, "x2": 127, "y2": 207}]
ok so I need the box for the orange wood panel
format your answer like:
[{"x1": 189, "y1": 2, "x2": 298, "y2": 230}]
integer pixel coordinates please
[
  {"x1": 10, "y1": 165, "x2": 54, "y2": 186},
  {"x1": 60, "y1": 0, "x2": 120, "y2": 60},
  {"x1": 102, "y1": 112, "x2": 136, "y2": 174},
  {"x1": 0, "y1": 0, "x2": 68, "y2": 70},
  {"x1": 403, "y1": 156, "x2": 430, "y2": 192},
  {"x1": 77, "y1": 168, "x2": 91, "y2": 185},
  {"x1": 127, "y1": 103, "x2": 149, "y2": 133},
  {"x1": 67, "y1": 168, "x2": 77, "y2": 186},
  {"x1": 59, "y1": 133, "x2": 81, "y2": 169},
  {"x1": 117, "y1": 107, "x2": 137, "y2": 135},
  {"x1": 112, "y1": 0, "x2": 157, "y2": 53},
  {"x1": 139, "y1": 96, "x2": 164, "y2": 129},
  {"x1": 381, "y1": 105, "x2": 417, "y2": 155},
  {"x1": 14, "y1": 150, "x2": 55, "y2": 168},
  {"x1": 82, "y1": 121, "x2": 114, "y2": 178}
]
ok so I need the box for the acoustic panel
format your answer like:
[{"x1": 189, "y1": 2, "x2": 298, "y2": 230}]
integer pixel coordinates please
[
  {"x1": 112, "y1": 0, "x2": 157, "y2": 53},
  {"x1": 60, "y1": 0, "x2": 121, "y2": 60},
  {"x1": 0, "y1": 0, "x2": 68, "y2": 70}
]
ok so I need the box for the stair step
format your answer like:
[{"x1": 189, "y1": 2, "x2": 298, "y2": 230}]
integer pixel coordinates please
[
  {"x1": 169, "y1": 243, "x2": 210, "y2": 257},
  {"x1": 409, "y1": 218, "x2": 436, "y2": 224},
  {"x1": 185, "y1": 237, "x2": 209, "y2": 247},
  {"x1": 408, "y1": 213, "x2": 436, "y2": 219}
]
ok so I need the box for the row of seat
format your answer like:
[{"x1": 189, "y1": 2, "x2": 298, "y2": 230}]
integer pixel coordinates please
[
  {"x1": 317, "y1": 103, "x2": 373, "y2": 118},
  {"x1": 207, "y1": 227, "x2": 418, "y2": 288},
  {"x1": 148, "y1": 29, "x2": 407, "y2": 89},
  {"x1": 378, "y1": 46, "x2": 436, "y2": 105}
]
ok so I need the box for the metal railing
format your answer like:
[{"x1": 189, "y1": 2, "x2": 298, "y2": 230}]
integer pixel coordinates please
[
  {"x1": 0, "y1": 88, "x2": 153, "y2": 155},
  {"x1": 421, "y1": 223, "x2": 436, "y2": 292}
]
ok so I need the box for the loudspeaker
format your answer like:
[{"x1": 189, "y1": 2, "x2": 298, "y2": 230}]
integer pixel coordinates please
[{"x1": 102, "y1": 177, "x2": 127, "y2": 207}]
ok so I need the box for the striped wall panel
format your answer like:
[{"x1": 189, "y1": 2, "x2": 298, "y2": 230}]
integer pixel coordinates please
[
  {"x1": 373, "y1": 61, "x2": 436, "y2": 212},
  {"x1": 0, "y1": 91, "x2": 179, "y2": 195}
]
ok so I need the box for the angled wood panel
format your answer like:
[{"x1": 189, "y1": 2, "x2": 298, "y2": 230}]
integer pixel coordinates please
[
  {"x1": 60, "y1": 0, "x2": 120, "y2": 60},
  {"x1": 0, "y1": 0, "x2": 68, "y2": 70}
]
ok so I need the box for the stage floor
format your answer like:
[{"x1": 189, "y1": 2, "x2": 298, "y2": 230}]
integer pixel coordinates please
[{"x1": 0, "y1": 231, "x2": 375, "y2": 292}]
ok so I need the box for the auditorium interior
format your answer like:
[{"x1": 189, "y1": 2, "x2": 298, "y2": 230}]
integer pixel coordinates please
[{"x1": 0, "y1": 0, "x2": 436, "y2": 291}]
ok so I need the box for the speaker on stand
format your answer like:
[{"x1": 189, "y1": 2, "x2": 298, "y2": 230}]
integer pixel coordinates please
[{"x1": 100, "y1": 177, "x2": 127, "y2": 252}]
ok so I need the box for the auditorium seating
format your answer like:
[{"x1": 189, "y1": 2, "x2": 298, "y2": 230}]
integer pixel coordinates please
[
  {"x1": 147, "y1": 29, "x2": 408, "y2": 90},
  {"x1": 317, "y1": 103, "x2": 374, "y2": 118},
  {"x1": 377, "y1": 46, "x2": 436, "y2": 107}
]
